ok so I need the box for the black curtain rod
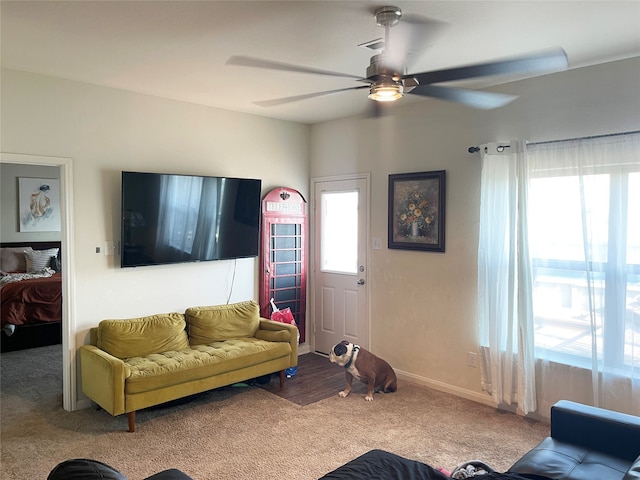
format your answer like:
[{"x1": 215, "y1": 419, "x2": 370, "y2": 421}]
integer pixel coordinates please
[
  {"x1": 526, "y1": 129, "x2": 639, "y2": 147},
  {"x1": 467, "y1": 145, "x2": 510, "y2": 154},
  {"x1": 468, "y1": 130, "x2": 639, "y2": 154}
]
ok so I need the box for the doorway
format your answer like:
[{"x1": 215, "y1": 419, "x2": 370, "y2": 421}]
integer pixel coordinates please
[
  {"x1": 311, "y1": 174, "x2": 370, "y2": 354},
  {"x1": 0, "y1": 153, "x2": 76, "y2": 411}
]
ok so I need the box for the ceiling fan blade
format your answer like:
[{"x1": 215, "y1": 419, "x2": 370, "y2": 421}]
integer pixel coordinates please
[
  {"x1": 226, "y1": 56, "x2": 364, "y2": 80},
  {"x1": 408, "y1": 48, "x2": 568, "y2": 85},
  {"x1": 382, "y1": 15, "x2": 447, "y2": 71},
  {"x1": 409, "y1": 84, "x2": 518, "y2": 110},
  {"x1": 254, "y1": 85, "x2": 370, "y2": 107}
]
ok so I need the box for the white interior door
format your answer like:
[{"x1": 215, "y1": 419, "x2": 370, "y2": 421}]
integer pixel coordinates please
[{"x1": 312, "y1": 175, "x2": 369, "y2": 354}]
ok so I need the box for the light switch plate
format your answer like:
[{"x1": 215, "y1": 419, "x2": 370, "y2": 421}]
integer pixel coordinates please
[{"x1": 104, "y1": 241, "x2": 115, "y2": 256}]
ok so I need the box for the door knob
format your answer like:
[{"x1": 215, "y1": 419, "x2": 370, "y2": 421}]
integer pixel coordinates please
[{"x1": 357, "y1": 279, "x2": 365, "y2": 285}]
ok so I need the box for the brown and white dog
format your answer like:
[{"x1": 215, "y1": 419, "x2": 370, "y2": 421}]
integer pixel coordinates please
[{"x1": 329, "y1": 340, "x2": 397, "y2": 401}]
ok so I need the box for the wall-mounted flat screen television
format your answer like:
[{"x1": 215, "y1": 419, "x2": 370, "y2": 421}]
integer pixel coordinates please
[{"x1": 121, "y1": 171, "x2": 261, "y2": 268}]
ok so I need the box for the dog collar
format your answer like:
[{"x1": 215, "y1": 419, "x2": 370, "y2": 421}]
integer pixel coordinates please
[{"x1": 344, "y1": 345, "x2": 360, "y2": 369}]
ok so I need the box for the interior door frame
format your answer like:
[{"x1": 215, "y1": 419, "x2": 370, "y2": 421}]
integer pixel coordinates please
[
  {"x1": 1, "y1": 152, "x2": 76, "y2": 412},
  {"x1": 309, "y1": 172, "x2": 371, "y2": 354}
]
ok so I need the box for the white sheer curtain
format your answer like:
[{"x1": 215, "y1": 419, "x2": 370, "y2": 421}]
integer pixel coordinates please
[
  {"x1": 479, "y1": 132, "x2": 640, "y2": 417},
  {"x1": 526, "y1": 133, "x2": 640, "y2": 416},
  {"x1": 478, "y1": 141, "x2": 537, "y2": 414}
]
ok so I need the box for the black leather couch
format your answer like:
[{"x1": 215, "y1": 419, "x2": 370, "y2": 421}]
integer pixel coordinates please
[
  {"x1": 508, "y1": 400, "x2": 640, "y2": 480},
  {"x1": 48, "y1": 401, "x2": 640, "y2": 480},
  {"x1": 47, "y1": 459, "x2": 193, "y2": 480}
]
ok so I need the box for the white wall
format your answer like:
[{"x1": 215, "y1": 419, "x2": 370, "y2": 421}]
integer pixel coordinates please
[
  {"x1": 310, "y1": 57, "x2": 640, "y2": 407},
  {"x1": 1, "y1": 69, "x2": 310, "y2": 406},
  {"x1": 3, "y1": 57, "x2": 638, "y2": 414}
]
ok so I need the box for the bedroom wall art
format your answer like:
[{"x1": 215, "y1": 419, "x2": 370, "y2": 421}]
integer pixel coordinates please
[{"x1": 18, "y1": 177, "x2": 61, "y2": 232}]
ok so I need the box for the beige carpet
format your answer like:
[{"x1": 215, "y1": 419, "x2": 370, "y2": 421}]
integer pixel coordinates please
[{"x1": 1, "y1": 345, "x2": 549, "y2": 480}]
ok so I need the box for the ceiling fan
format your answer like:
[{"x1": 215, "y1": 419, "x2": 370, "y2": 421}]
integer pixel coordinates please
[{"x1": 227, "y1": 5, "x2": 569, "y2": 110}]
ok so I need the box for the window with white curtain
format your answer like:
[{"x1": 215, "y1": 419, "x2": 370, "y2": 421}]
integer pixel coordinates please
[
  {"x1": 478, "y1": 132, "x2": 640, "y2": 417},
  {"x1": 527, "y1": 143, "x2": 640, "y2": 373}
]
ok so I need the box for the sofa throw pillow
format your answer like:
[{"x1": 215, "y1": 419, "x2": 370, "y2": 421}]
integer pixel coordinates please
[
  {"x1": 25, "y1": 248, "x2": 59, "y2": 272},
  {"x1": 97, "y1": 313, "x2": 189, "y2": 359},
  {"x1": 0, "y1": 247, "x2": 34, "y2": 273},
  {"x1": 186, "y1": 300, "x2": 260, "y2": 345}
]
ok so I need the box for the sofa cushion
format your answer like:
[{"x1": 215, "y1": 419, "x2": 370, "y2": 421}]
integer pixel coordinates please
[
  {"x1": 186, "y1": 300, "x2": 260, "y2": 345},
  {"x1": 124, "y1": 337, "x2": 291, "y2": 394},
  {"x1": 509, "y1": 437, "x2": 630, "y2": 480},
  {"x1": 97, "y1": 313, "x2": 189, "y2": 359}
]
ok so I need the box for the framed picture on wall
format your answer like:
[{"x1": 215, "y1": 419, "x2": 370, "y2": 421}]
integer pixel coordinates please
[
  {"x1": 18, "y1": 177, "x2": 61, "y2": 232},
  {"x1": 388, "y1": 170, "x2": 446, "y2": 252}
]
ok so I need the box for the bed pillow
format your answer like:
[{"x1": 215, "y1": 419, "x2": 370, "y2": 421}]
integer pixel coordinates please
[
  {"x1": 0, "y1": 247, "x2": 34, "y2": 273},
  {"x1": 50, "y1": 255, "x2": 62, "y2": 273},
  {"x1": 24, "y1": 248, "x2": 59, "y2": 272}
]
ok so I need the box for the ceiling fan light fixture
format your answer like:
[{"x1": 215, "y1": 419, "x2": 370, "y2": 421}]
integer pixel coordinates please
[{"x1": 368, "y1": 82, "x2": 403, "y2": 102}]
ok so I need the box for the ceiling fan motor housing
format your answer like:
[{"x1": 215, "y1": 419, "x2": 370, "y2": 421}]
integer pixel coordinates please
[
  {"x1": 366, "y1": 53, "x2": 402, "y2": 80},
  {"x1": 375, "y1": 6, "x2": 402, "y2": 28},
  {"x1": 366, "y1": 52, "x2": 407, "y2": 101}
]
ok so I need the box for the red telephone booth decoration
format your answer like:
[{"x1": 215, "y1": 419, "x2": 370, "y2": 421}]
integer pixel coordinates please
[{"x1": 259, "y1": 187, "x2": 307, "y2": 343}]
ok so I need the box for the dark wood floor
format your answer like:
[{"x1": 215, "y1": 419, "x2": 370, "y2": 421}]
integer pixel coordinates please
[{"x1": 260, "y1": 352, "x2": 366, "y2": 406}]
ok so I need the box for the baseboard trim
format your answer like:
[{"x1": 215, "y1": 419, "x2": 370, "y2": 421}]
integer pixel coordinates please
[
  {"x1": 395, "y1": 368, "x2": 496, "y2": 408},
  {"x1": 395, "y1": 370, "x2": 550, "y2": 423}
]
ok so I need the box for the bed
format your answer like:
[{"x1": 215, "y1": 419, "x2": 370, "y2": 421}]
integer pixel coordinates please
[{"x1": 1, "y1": 241, "x2": 62, "y2": 352}]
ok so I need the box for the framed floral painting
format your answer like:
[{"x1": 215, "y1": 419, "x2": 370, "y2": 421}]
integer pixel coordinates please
[{"x1": 388, "y1": 170, "x2": 446, "y2": 252}]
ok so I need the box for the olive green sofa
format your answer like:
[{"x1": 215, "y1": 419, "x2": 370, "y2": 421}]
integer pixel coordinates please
[{"x1": 79, "y1": 300, "x2": 297, "y2": 432}]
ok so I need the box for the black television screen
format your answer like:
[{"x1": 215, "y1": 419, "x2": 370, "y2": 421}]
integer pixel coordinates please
[{"x1": 121, "y1": 171, "x2": 261, "y2": 267}]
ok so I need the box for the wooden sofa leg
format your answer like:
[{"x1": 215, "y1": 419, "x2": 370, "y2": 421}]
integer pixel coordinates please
[
  {"x1": 127, "y1": 411, "x2": 136, "y2": 433},
  {"x1": 279, "y1": 370, "x2": 285, "y2": 389}
]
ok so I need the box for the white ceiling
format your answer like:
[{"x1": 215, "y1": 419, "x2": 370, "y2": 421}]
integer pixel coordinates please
[{"x1": 2, "y1": 1, "x2": 639, "y2": 124}]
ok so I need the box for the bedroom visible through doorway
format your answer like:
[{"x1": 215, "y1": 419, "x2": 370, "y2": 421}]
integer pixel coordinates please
[{"x1": 0, "y1": 153, "x2": 75, "y2": 412}]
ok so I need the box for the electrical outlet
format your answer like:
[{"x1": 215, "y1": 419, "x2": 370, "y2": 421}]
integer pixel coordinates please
[{"x1": 467, "y1": 352, "x2": 478, "y2": 368}]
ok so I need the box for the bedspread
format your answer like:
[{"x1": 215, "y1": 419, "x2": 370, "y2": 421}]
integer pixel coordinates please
[{"x1": 1, "y1": 273, "x2": 62, "y2": 326}]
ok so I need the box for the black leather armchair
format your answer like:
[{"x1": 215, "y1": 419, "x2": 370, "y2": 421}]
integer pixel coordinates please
[
  {"x1": 509, "y1": 400, "x2": 640, "y2": 480},
  {"x1": 47, "y1": 459, "x2": 193, "y2": 480}
]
